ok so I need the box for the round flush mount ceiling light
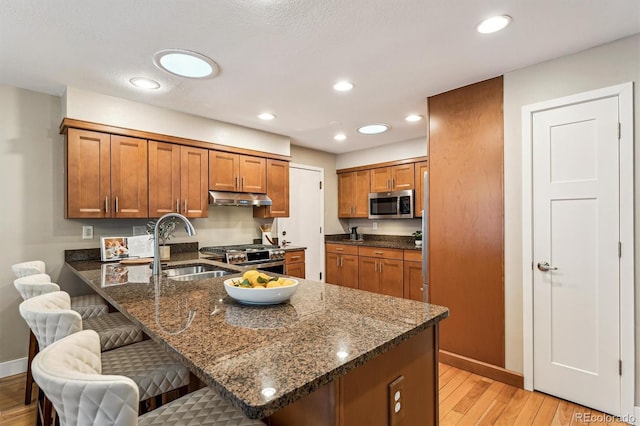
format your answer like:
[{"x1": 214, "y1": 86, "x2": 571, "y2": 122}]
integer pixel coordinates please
[
  {"x1": 405, "y1": 114, "x2": 423, "y2": 122},
  {"x1": 153, "y1": 49, "x2": 218, "y2": 78},
  {"x1": 258, "y1": 112, "x2": 276, "y2": 120},
  {"x1": 129, "y1": 77, "x2": 160, "y2": 90},
  {"x1": 477, "y1": 15, "x2": 512, "y2": 34},
  {"x1": 333, "y1": 81, "x2": 354, "y2": 92},
  {"x1": 357, "y1": 123, "x2": 390, "y2": 135},
  {"x1": 334, "y1": 133, "x2": 347, "y2": 141}
]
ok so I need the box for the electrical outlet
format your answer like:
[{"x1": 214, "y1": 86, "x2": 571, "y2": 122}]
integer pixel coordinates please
[
  {"x1": 132, "y1": 226, "x2": 146, "y2": 236},
  {"x1": 372, "y1": 222, "x2": 378, "y2": 230},
  {"x1": 82, "y1": 225, "x2": 93, "y2": 240},
  {"x1": 388, "y1": 375, "x2": 405, "y2": 426}
]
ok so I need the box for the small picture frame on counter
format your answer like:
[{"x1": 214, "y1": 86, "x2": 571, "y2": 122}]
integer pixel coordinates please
[{"x1": 100, "y1": 235, "x2": 153, "y2": 262}]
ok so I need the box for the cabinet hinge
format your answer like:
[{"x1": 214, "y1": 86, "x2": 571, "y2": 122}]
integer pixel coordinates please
[
  {"x1": 618, "y1": 242, "x2": 622, "y2": 258},
  {"x1": 319, "y1": 181, "x2": 322, "y2": 189},
  {"x1": 319, "y1": 272, "x2": 322, "y2": 280},
  {"x1": 320, "y1": 226, "x2": 322, "y2": 234},
  {"x1": 619, "y1": 360, "x2": 622, "y2": 375}
]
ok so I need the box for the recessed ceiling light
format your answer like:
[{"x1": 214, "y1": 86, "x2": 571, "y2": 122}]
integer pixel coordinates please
[
  {"x1": 334, "y1": 133, "x2": 347, "y2": 141},
  {"x1": 258, "y1": 112, "x2": 276, "y2": 120},
  {"x1": 129, "y1": 77, "x2": 160, "y2": 90},
  {"x1": 333, "y1": 81, "x2": 354, "y2": 92},
  {"x1": 405, "y1": 114, "x2": 423, "y2": 122},
  {"x1": 153, "y1": 49, "x2": 218, "y2": 78},
  {"x1": 357, "y1": 123, "x2": 390, "y2": 135},
  {"x1": 477, "y1": 15, "x2": 512, "y2": 34}
]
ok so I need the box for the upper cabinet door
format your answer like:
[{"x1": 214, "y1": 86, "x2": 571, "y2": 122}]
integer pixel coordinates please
[
  {"x1": 148, "y1": 141, "x2": 181, "y2": 217},
  {"x1": 391, "y1": 164, "x2": 415, "y2": 190},
  {"x1": 338, "y1": 172, "x2": 355, "y2": 217},
  {"x1": 181, "y1": 147, "x2": 209, "y2": 218},
  {"x1": 370, "y1": 167, "x2": 392, "y2": 192},
  {"x1": 239, "y1": 155, "x2": 266, "y2": 193},
  {"x1": 209, "y1": 151, "x2": 239, "y2": 191},
  {"x1": 255, "y1": 159, "x2": 289, "y2": 218},
  {"x1": 66, "y1": 129, "x2": 111, "y2": 218},
  {"x1": 414, "y1": 160, "x2": 429, "y2": 217},
  {"x1": 353, "y1": 170, "x2": 370, "y2": 217},
  {"x1": 110, "y1": 135, "x2": 148, "y2": 218}
]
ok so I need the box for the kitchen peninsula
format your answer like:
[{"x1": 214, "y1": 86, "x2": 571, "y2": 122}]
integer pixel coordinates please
[{"x1": 65, "y1": 252, "x2": 448, "y2": 425}]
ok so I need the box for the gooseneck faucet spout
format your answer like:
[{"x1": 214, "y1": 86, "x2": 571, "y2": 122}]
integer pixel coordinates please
[{"x1": 152, "y1": 213, "x2": 196, "y2": 277}]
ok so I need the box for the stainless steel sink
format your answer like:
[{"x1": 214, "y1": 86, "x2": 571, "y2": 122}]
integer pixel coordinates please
[{"x1": 163, "y1": 264, "x2": 233, "y2": 281}]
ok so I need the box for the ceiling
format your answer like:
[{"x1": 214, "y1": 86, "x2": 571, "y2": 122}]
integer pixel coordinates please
[{"x1": 1, "y1": 1, "x2": 638, "y2": 154}]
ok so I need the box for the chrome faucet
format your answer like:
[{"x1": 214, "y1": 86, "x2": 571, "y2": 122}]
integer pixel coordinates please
[{"x1": 152, "y1": 213, "x2": 196, "y2": 277}]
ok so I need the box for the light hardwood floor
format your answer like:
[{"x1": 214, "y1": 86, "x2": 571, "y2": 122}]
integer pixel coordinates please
[{"x1": 0, "y1": 364, "x2": 629, "y2": 425}]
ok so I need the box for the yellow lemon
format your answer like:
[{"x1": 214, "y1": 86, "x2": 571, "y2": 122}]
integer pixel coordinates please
[
  {"x1": 253, "y1": 285, "x2": 266, "y2": 289},
  {"x1": 266, "y1": 281, "x2": 281, "y2": 288},
  {"x1": 242, "y1": 269, "x2": 259, "y2": 281},
  {"x1": 281, "y1": 279, "x2": 295, "y2": 287}
]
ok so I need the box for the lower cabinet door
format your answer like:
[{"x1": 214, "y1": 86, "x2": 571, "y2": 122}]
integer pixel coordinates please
[
  {"x1": 286, "y1": 262, "x2": 305, "y2": 279},
  {"x1": 403, "y1": 261, "x2": 424, "y2": 301},
  {"x1": 379, "y1": 259, "x2": 403, "y2": 297},
  {"x1": 358, "y1": 257, "x2": 379, "y2": 294},
  {"x1": 340, "y1": 255, "x2": 359, "y2": 289},
  {"x1": 325, "y1": 252, "x2": 341, "y2": 284}
]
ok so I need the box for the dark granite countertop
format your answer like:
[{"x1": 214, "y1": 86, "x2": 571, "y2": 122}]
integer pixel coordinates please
[
  {"x1": 325, "y1": 234, "x2": 422, "y2": 251},
  {"x1": 65, "y1": 255, "x2": 447, "y2": 419}
]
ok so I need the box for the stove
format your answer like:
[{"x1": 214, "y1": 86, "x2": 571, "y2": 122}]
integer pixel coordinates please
[{"x1": 200, "y1": 244, "x2": 286, "y2": 272}]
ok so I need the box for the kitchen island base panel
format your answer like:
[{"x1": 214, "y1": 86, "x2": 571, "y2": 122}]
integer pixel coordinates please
[{"x1": 267, "y1": 326, "x2": 438, "y2": 426}]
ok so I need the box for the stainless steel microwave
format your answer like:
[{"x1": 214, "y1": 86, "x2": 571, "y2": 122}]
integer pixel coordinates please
[{"x1": 368, "y1": 190, "x2": 414, "y2": 219}]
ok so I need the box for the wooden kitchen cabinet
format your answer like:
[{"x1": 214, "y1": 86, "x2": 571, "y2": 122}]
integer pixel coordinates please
[
  {"x1": 414, "y1": 160, "x2": 429, "y2": 217},
  {"x1": 325, "y1": 244, "x2": 359, "y2": 288},
  {"x1": 369, "y1": 164, "x2": 415, "y2": 192},
  {"x1": 66, "y1": 129, "x2": 148, "y2": 218},
  {"x1": 254, "y1": 159, "x2": 289, "y2": 218},
  {"x1": 149, "y1": 142, "x2": 208, "y2": 218},
  {"x1": 357, "y1": 247, "x2": 403, "y2": 297},
  {"x1": 285, "y1": 250, "x2": 305, "y2": 279},
  {"x1": 209, "y1": 151, "x2": 266, "y2": 193},
  {"x1": 338, "y1": 170, "x2": 370, "y2": 218},
  {"x1": 403, "y1": 250, "x2": 424, "y2": 302}
]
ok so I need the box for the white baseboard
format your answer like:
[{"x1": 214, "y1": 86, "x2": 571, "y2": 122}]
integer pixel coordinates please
[{"x1": 0, "y1": 357, "x2": 27, "y2": 379}]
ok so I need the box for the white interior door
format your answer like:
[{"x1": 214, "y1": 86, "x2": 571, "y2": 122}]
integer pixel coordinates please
[
  {"x1": 532, "y1": 96, "x2": 620, "y2": 414},
  {"x1": 278, "y1": 164, "x2": 324, "y2": 281}
]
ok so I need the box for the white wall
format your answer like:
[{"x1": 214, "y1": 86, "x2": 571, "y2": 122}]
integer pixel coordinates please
[
  {"x1": 64, "y1": 87, "x2": 291, "y2": 156},
  {"x1": 503, "y1": 33, "x2": 640, "y2": 398},
  {"x1": 336, "y1": 137, "x2": 427, "y2": 170}
]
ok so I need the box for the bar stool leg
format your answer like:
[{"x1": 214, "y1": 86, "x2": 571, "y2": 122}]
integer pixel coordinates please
[{"x1": 25, "y1": 330, "x2": 38, "y2": 405}]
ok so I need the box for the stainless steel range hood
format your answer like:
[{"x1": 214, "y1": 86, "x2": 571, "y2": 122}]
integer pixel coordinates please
[{"x1": 208, "y1": 191, "x2": 272, "y2": 207}]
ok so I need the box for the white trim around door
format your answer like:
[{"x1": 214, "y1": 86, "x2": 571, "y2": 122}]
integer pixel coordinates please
[{"x1": 521, "y1": 82, "x2": 634, "y2": 417}]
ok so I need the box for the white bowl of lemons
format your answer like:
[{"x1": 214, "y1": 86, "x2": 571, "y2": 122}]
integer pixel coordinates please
[{"x1": 223, "y1": 270, "x2": 299, "y2": 305}]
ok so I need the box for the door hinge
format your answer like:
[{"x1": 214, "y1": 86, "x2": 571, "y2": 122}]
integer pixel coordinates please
[
  {"x1": 319, "y1": 272, "x2": 322, "y2": 280},
  {"x1": 619, "y1": 360, "x2": 622, "y2": 375},
  {"x1": 618, "y1": 242, "x2": 622, "y2": 258},
  {"x1": 319, "y1": 181, "x2": 322, "y2": 189},
  {"x1": 617, "y1": 122, "x2": 621, "y2": 140}
]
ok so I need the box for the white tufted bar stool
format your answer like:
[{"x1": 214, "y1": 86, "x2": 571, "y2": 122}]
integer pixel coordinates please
[
  {"x1": 14, "y1": 274, "x2": 143, "y2": 406},
  {"x1": 32, "y1": 330, "x2": 264, "y2": 426},
  {"x1": 12, "y1": 261, "x2": 109, "y2": 319},
  {"x1": 19, "y1": 291, "x2": 190, "y2": 425}
]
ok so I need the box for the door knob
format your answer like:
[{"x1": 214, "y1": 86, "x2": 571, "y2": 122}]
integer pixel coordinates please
[{"x1": 537, "y1": 261, "x2": 558, "y2": 272}]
